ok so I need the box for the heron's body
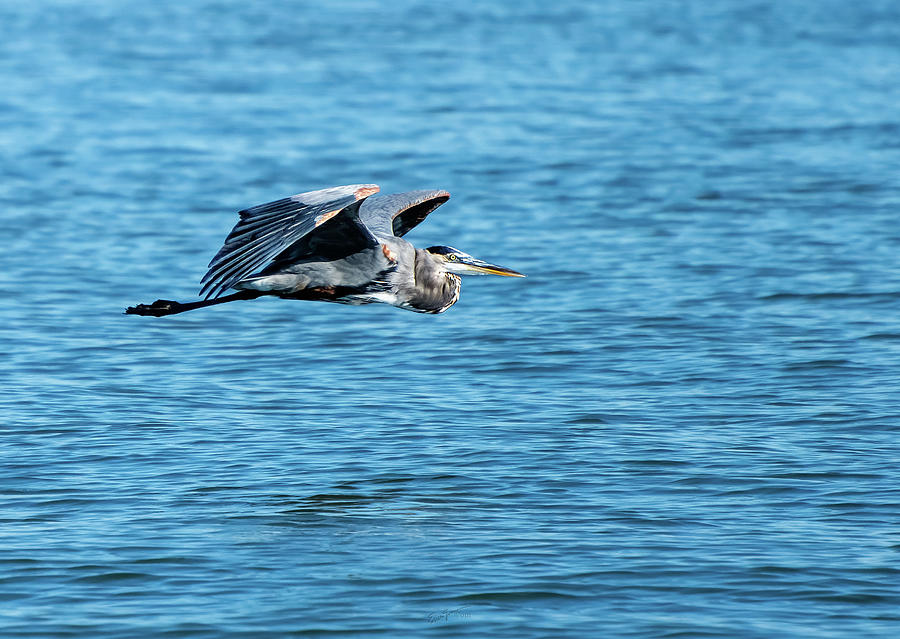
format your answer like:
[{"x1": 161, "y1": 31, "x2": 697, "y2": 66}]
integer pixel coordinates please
[
  {"x1": 126, "y1": 184, "x2": 522, "y2": 317},
  {"x1": 239, "y1": 240, "x2": 460, "y2": 314}
]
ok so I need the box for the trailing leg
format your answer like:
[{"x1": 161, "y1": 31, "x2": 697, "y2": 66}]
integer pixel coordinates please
[{"x1": 125, "y1": 291, "x2": 262, "y2": 316}]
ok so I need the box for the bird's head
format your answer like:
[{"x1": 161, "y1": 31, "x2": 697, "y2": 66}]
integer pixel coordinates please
[{"x1": 426, "y1": 246, "x2": 525, "y2": 277}]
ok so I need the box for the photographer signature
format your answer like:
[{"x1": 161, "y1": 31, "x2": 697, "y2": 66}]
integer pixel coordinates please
[{"x1": 426, "y1": 604, "x2": 473, "y2": 624}]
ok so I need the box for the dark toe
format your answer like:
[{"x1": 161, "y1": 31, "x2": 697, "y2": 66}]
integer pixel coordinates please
[{"x1": 126, "y1": 300, "x2": 179, "y2": 316}]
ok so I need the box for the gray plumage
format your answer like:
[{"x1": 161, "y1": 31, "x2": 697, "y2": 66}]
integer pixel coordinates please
[{"x1": 126, "y1": 184, "x2": 523, "y2": 317}]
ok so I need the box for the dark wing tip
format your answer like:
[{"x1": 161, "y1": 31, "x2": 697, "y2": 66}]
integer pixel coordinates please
[{"x1": 391, "y1": 189, "x2": 450, "y2": 237}]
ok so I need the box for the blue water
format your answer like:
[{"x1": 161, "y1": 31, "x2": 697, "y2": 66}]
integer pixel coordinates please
[{"x1": 3, "y1": 1, "x2": 900, "y2": 636}]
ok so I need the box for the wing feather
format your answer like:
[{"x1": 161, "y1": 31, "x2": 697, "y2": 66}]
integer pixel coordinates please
[
  {"x1": 358, "y1": 189, "x2": 450, "y2": 237},
  {"x1": 199, "y1": 184, "x2": 379, "y2": 299}
]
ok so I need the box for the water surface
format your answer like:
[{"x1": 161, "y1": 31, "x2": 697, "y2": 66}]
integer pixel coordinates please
[{"x1": 2, "y1": 1, "x2": 900, "y2": 637}]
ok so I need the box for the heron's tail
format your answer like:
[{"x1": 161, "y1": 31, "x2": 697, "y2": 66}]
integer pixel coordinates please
[{"x1": 125, "y1": 291, "x2": 261, "y2": 317}]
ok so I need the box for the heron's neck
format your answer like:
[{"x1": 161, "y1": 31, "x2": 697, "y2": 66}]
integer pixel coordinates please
[{"x1": 409, "y1": 250, "x2": 461, "y2": 313}]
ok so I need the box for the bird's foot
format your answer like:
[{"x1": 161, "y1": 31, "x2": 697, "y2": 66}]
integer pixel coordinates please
[{"x1": 125, "y1": 299, "x2": 183, "y2": 316}]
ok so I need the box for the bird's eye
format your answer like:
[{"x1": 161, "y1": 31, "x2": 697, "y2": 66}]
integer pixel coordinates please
[{"x1": 447, "y1": 254, "x2": 457, "y2": 261}]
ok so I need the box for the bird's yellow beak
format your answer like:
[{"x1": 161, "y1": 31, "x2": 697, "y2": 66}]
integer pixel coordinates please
[{"x1": 454, "y1": 256, "x2": 526, "y2": 277}]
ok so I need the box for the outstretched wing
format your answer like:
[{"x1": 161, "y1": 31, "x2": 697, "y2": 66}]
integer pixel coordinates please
[
  {"x1": 199, "y1": 184, "x2": 380, "y2": 299},
  {"x1": 359, "y1": 189, "x2": 450, "y2": 238}
]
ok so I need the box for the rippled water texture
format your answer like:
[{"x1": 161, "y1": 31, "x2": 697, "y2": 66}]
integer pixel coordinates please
[{"x1": 2, "y1": 1, "x2": 900, "y2": 637}]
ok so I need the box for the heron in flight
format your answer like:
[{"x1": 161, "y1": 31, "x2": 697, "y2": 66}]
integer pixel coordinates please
[{"x1": 126, "y1": 184, "x2": 524, "y2": 316}]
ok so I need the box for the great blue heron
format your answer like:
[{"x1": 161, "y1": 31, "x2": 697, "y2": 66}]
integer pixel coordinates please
[{"x1": 126, "y1": 184, "x2": 524, "y2": 317}]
